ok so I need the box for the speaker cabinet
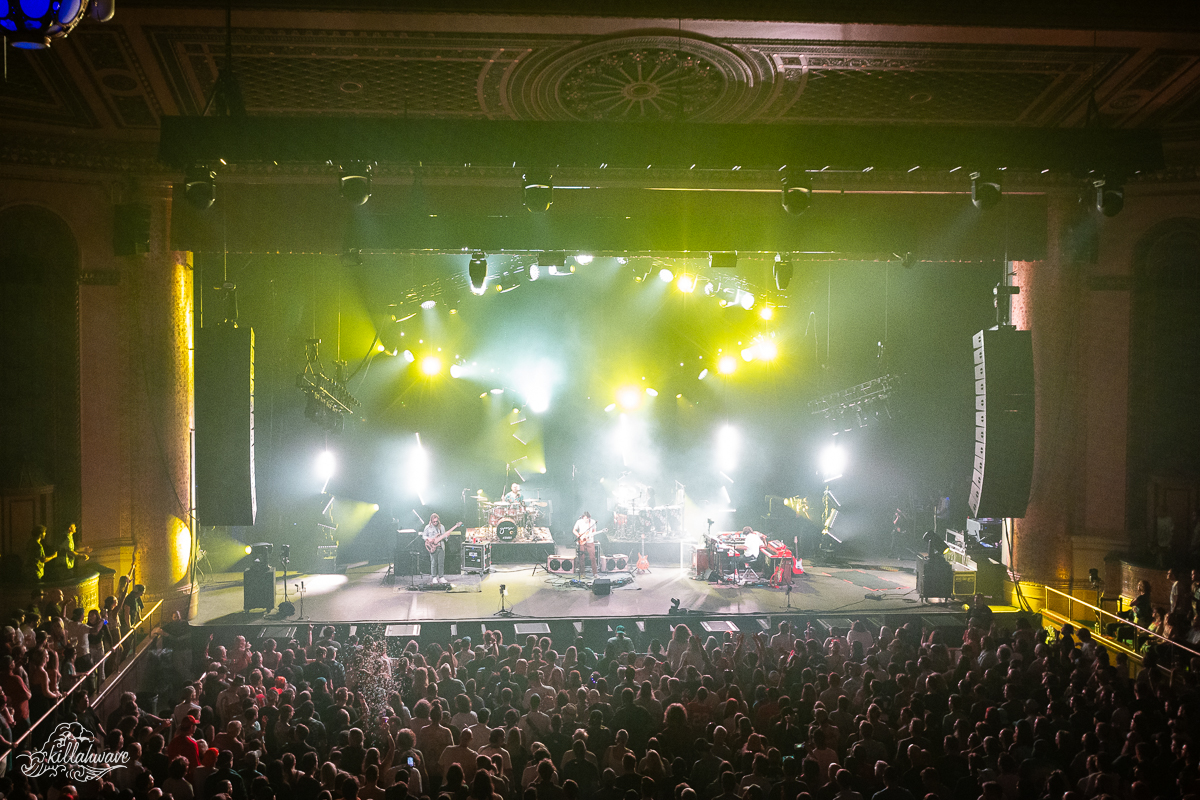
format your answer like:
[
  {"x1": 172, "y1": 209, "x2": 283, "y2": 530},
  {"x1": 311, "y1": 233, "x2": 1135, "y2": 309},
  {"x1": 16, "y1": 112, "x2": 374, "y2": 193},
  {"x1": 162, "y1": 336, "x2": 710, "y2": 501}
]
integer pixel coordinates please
[
  {"x1": 592, "y1": 577, "x2": 612, "y2": 596},
  {"x1": 916, "y1": 554, "x2": 953, "y2": 600},
  {"x1": 548, "y1": 555, "x2": 575, "y2": 574},
  {"x1": 600, "y1": 554, "x2": 628, "y2": 572},
  {"x1": 243, "y1": 565, "x2": 275, "y2": 611},
  {"x1": 969, "y1": 328, "x2": 1034, "y2": 519},
  {"x1": 196, "y1": 325, "x2": 257, "y2": 526}
]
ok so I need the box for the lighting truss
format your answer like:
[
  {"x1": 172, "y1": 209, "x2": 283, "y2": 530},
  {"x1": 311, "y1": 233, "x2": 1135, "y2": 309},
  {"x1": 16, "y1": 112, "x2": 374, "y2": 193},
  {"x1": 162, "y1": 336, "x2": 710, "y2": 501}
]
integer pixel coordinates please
[
  {"x1": 296, "y1": 339, "x2": 359, "y2": 432},
  {"x1": 808, "y1": 374, "x2": 900, "y2": 429}
]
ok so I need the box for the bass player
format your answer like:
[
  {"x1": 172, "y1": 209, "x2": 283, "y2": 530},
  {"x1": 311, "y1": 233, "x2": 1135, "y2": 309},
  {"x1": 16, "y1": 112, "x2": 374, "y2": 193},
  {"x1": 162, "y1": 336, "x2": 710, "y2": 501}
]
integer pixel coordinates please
[{"x1": 422, "y1": 513, "x2": 461, "y2": 584}]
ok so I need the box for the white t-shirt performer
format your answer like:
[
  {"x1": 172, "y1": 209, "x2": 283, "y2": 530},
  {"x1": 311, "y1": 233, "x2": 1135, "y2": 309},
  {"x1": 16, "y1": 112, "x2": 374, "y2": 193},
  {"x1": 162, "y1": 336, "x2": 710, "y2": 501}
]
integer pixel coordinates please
[
  {"x1": 423, "y1": 513, "x2": 449, "y2": 584},
  {"x1": 742, "y1": 526, "x2": 767, "y2": 573},
  {"x1": 573, "y1": 512, "x2": 598, "y2": 577}
]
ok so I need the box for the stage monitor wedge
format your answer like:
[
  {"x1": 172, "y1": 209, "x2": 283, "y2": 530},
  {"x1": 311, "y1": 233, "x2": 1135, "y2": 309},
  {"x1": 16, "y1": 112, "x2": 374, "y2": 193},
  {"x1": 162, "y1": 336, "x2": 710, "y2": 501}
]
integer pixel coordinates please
[
  {"x1": 196, "y1": 324, "x2": 257, "y2": 526},
  {"x1": 968, "y1": 327, "x2": 1034, "y2": 520}
]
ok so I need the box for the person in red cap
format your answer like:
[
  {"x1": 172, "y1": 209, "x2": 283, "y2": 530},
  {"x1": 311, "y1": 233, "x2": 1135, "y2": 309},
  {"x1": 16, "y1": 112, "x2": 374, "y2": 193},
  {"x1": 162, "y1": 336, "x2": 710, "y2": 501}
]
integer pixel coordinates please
[{"x1": 167, "y1": 715, "x2": 201, "y2": 779}]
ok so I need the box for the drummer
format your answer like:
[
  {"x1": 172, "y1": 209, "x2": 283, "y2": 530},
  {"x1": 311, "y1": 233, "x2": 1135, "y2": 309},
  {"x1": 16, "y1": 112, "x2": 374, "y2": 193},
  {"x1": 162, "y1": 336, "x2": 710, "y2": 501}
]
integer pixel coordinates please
[{"x1": 503, "y1": 483, "x2": 523, "y2": 505}]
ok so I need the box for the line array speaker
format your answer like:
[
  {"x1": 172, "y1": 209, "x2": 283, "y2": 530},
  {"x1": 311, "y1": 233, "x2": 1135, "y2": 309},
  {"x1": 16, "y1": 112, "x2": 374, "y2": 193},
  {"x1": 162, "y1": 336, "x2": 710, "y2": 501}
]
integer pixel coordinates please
[
  {"x1": 968, "y1": 328, "x2": 1034, "y2": 519},
  {"x1": 196, "y1": 325, "x2": 257, "y2": 526}
]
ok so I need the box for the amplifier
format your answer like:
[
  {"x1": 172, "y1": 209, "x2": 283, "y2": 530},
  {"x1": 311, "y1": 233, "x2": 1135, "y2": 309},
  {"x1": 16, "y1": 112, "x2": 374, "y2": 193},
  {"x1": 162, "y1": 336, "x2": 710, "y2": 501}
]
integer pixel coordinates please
[
  {"x1": 316, "y1": 545, "x2": 339, "y2": 574},
  {"x1": 952, "y1": 571, "x2": 977, "y2": 597},
  {"x1": 462, "y1": 543, "x2": 491, "y2": 574},
  {"x1": 592, "y1": 577, "x2": 612, "y2": 596}
]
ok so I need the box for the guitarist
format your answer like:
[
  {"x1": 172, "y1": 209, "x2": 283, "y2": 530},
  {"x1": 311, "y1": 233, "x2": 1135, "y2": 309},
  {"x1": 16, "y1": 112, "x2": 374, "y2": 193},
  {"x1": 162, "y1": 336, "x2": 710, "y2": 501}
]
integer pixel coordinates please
[
  {"x1": 422, "y1": 513, "x2": 451, "y2": 584},
  {"x1": 572, "y1": 512, "x2": 598, "y2": 578}
]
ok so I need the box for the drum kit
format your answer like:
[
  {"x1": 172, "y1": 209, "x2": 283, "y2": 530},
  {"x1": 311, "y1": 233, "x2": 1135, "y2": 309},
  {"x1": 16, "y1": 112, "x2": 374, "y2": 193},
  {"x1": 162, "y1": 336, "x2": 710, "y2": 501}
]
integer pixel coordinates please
[{"x1": 476, "y1": 496, "x2": 547, "y2": 542}]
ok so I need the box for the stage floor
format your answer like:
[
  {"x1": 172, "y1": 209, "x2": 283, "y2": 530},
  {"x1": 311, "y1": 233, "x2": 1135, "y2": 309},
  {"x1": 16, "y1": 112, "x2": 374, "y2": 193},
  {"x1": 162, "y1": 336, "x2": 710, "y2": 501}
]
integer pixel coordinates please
[{"x1": 192, "y1": 557, "x2": 937, "y2": 626}]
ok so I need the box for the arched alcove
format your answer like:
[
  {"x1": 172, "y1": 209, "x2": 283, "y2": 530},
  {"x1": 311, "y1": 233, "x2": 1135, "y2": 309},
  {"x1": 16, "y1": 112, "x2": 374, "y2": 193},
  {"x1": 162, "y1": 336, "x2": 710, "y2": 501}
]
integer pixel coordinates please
[
  {"x1": 1129, "y1": 218, "x2": 1200, "y2": 557},
  {"x1": 0, "y1": 204, "x2": 82, "y2": 548}
]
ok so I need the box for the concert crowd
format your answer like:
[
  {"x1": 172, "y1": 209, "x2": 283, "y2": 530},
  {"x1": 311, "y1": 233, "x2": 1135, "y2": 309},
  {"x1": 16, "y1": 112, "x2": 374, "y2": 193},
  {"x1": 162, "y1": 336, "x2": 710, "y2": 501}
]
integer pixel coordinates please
[{"x1": 4, "y1": 601, "x2": 1199, "y2": 800}]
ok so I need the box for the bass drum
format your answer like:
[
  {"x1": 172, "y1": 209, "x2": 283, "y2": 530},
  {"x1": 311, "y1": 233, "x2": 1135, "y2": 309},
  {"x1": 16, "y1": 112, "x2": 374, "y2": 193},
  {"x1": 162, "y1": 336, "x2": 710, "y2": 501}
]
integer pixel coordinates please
[{"x1": 496, "y1": 518, "x2": 518, "y2": 542}]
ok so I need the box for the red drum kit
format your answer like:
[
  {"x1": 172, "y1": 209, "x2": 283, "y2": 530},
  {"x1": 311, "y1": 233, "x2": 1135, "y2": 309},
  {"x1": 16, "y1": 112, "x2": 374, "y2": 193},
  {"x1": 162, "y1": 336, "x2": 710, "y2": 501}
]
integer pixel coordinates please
[{"x1": 478, "y1": 498, "x2": 546, "y2": 541}]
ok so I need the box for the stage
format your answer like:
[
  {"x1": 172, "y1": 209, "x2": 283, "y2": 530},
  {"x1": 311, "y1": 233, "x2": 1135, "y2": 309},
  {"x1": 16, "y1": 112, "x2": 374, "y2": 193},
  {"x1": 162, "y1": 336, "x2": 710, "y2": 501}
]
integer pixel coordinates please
[{"x1": 192, "y1": 555, "x2": 941, "y2": 627}]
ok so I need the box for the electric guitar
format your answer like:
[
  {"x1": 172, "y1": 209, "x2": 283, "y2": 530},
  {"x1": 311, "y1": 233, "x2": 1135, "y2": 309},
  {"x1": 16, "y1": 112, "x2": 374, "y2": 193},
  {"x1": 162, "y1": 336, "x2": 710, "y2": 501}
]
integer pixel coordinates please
[
  {"x1": 635, "y1": 533, "x2": 650, "y2": 572},
  {"x1": 424, "y1": 522, "x2": 463, "y2": 553},
  {"x1": 574, "y1": 527, "x2": 608, "y2": 546}
]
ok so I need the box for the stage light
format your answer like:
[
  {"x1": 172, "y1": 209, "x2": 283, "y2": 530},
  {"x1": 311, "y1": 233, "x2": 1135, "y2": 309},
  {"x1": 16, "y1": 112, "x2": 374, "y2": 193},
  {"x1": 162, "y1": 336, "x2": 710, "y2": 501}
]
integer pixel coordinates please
[
  {"x1": 716, "y1": 425, "x2": 740, "y2": 472},
  {"x1": 339, "y1": 161, "x2": 373, "y2": 206},
  {"x1": 421, "y1": 300, "x2": 436, "y2": 310},
  {"x1": 773, "y1": 253, "x2": 793, "y2": 290},
  {"x1": 421, "y1": 356, "x2": 442, "y2": 376},
  {"x1": 523, "y1": 171, "x2": 553, "y2": 212},
  {"x1": 760, "y1": 306, "x2": 775, "y2": 320},
  {"x1": 468, "y1": 252, "x2": 488, "y2": 294},
  {"x1": 373, "y1": 503, "x2": 380, "y2": 511},
  {"x1": 820, "y1": 442, "x2": 847, "y2": 482},
  {"x1": 739, "y1": 291, "x2": 755, "y2": 310},
  {"x1": 449, "y1": 364, "x2": 464, "y2": 379},
  {"x1": 742, "y1": 346, "x2": 756, "y2": 362},
  {"x1": 490, "y1": 388, "x2": 504, "y2": 395},
  {"x1": 781, "y1": 169, "x2": 812, "y2": 216},
  {"x1": 970, "y1": 170, "x2": 1002, "y2": 210},
  {"x1": 575, "y1": 254, "x2": 594, "y2": 265},
  {"x1": 1094, "y1": 178, "x2": 1124, "y2": 217},
  {"x1": 409, "y1": 436, "x2": 430, "y2": 497},
  {"x1": 184, "y1": 166, "x2": 217, "y2": 211},
  {"x1": 605, "y1": 403, "x2": 617, "y2": 412},
  {"x1": 756, "y1": 337, "x2": 778, "y2": 361},
  {"x1": 659, "y1": 268, "x2": 675, "y2": 283},
  {"x1": 244, "y1": 545, "x2": 253, "y2": 555},
  {"x1": 704, "y1": 281, "x2": 716, "y2": 296},
  {"x1": 401, "y1": 349, "x2": 415, "y2": 363},
  {"x1": 698, "y1": 369, "x2": 709, "y2": 380},
  {"x1": 677, "y1": 274, "x2": 696, "y2": 293},
  {"x1": 718, "y1": 355, "x2": 737, "y2": 375},
  {"x1": 316, "y1": 450, "x2": 336, "y2": 482},
  {"x1": 617, "y1": 386, "x2": 642, "y2": 410},
  {"x1": 645, "y1": 388, "x2": 658, "y2": 397},
  {"x1": 529, "y1": 265, "x2": 541, "y2": 281},
  {"x1": 375, "y1": 342, "x2": 386, "y2": 352}
]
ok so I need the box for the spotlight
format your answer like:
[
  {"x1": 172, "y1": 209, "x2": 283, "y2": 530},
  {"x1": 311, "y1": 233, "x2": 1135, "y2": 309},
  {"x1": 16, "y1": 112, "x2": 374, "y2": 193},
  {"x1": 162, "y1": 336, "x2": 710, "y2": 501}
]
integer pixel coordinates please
[
  {"x1": 574, "y1": 254, "x2": 594, "y2": 265},
  {"x1": 698, "y1": 369, "x2": 709, "y2": 380},
  {"x1": 703, "y1": 281, "x2": 717, "y2": 296},
  {"x1": 421, "y1": 300, "x2": 437, "y2": 310},
  {"x1": 899, "y1": 252, "x2": 918, "y2": 269},
  {"x1": 658, "y1": 268, "x2": 674, "y2": 283},
  {"x1": 184, "y1": 166, "x2": 216, "y2": 211},
  {"x1": 244, "y1": 545, "x2": 253, "y2": 555},
  {"x1": 781, "y1": 169, "x2": 812, "y2": 215},
  {"x1": 759, "y1": 306, "x2": 774, "y2": 321},
  {"x1": 756, "y1": 337, "x2": 778, "y2": 361},
  {"x1": 523, "y1": 171, "x2": 553, "y2": 213},
  {"x1": 617, "y1": 386, "x2": 642, "y2": 410},
  {"x1": 529, "y1": 265, "x2": 541, "y2": 281},
  {"x1": 970, "y1": 170, "x2": 1002, "y2": 210},
  {"x1": 450, "y1": 364, "x2": 464, "y2": 379},
  {"x1": 401, "y1": 349, "x2": 415, "y2": 363},
  {"x1": 1094, "y1": 178, "x2": 1124, "y2": 217},
  {"x1": 771, "y1": 254, "x2": 793, "y2": 291},
  {"x1": 339, "y1": 161, "x2": 373, "y2": 206},
  {"x1": 645, "y1": 388, "x2": 658, "y2": 397},
  {"x1": 738, "y1": 291, "x2": 755, "y2": 310},
  {"x1": 677, "y1": 275, "x2": 696, "y2": 293},
  {"x1": 420, "y1": 356, "x2": 442, "y2": 376},
  {"x1": 316, "y1": 450, "x2": 336, "y2": 482},
  {"x1": 468, "y1": 252, "x2": 488, "y2": 294},
  {"x1": 819, "y1": 442, "x2": 847, "y2": 482},
  {"x1": 717, "y1": 355, "x2": 737, "y2": 375}
]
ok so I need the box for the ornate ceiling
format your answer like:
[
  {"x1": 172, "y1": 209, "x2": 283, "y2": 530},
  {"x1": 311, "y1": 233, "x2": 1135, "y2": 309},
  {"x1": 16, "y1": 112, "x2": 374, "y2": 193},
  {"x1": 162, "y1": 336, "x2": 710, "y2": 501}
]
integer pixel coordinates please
[{"x1": 1, "y1": 5, "x2": 1199, "y2": 174}]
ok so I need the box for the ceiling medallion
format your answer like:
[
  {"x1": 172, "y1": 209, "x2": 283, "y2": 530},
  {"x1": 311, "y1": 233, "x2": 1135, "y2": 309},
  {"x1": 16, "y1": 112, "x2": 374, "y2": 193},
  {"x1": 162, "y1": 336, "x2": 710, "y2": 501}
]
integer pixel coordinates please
[{"x1": 509, "y1": 33, "x2": 773, "y2": 123}]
